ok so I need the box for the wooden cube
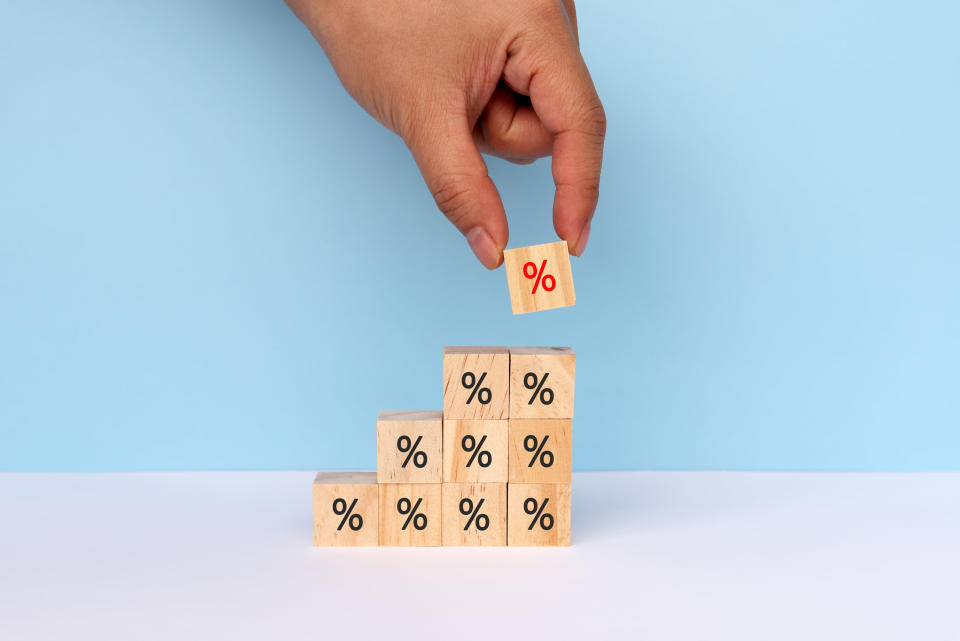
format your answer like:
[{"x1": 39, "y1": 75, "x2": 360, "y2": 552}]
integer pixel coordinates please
[
  {"x1": 508, "y1": 419, "x2": 572, "y2": 484},
  {"x1": 442, "y1": 419, "x2": 508, "y2": 483},
  {"x1": 377, "y1": 410, "x2": 443, "y2": 484},
  {"x1": 441, "y1": 483, "x2": 507, "y2": 546},
  {"x1": 503, "y1": 241, "x2": 576, "y2": 315},
  {"x1": 379, "y1": 483, "x2": 442, "y2": 546},
  {"x1": 507, "y1": 483, "x2": 571, "y2": 546},
  {"x1": 312, "y1": 472, "x2": 379, "y2": 546},
  {"x1": 509, "y1": 347, "x2": 576, "y2": 419},
  {"x1": 443, "y1": 347, "x2": 509, "y2": 420}
]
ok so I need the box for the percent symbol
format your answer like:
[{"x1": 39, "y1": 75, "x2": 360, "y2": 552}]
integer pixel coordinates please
[
  {"x1": 461, "y1": 434, "x2": 492, "y2": 468},
  {"x1": 396, "y1": 435, "x2": 427, "y2": 468},
  {"x1": 524, "y1": 434, "x2": 555, "y2": 468},
  {"x1": 522, "y1": 259, "x2": 556, "y2": 294},
  {"x1": 396, "y1": 497, "x2": 428, "y2": 530},
  {"x1": 461, "y1": 371, "x2": 492, "y2": 405},
  {"x1": 332, "y1": 498, "x2": 363, "y2": 531},
  {"x1": 459, "y1": 498, "x2": 490, "y2": 531},
  {"x1": 523, "y1": 372, "x2": 554, "y2": 405},
  {"x1": 524, "y1": 497, "x2": 554, "y2": 531}
]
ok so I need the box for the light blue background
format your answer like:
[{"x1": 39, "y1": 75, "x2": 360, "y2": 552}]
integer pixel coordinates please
[{"x1": 2, "y1": 0, "x2": 958, "y2": 472}]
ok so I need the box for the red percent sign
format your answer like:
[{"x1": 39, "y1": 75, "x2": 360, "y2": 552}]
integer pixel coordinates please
[{"x1": 522, "y1": 259, "x2": 556, "y2": 294}]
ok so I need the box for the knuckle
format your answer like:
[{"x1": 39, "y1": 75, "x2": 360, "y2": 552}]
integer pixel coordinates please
[
  {"x1": 430, "y1": 174, "x2": 475, "y2": 221},
  {"x1": 579, "y1": 101, "x2": 607, "y2": 138},
  {"x1": 557, "y1": 175, "x2": 600, "y2": 199},
  {"x1": 526, "y1": 0, "x2": 565, "y2": 21},
  {"x1": 485, "y1": 125, "x2": 516, "y2": 154}
]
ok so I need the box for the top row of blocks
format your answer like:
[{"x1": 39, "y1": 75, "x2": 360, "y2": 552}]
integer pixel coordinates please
[{"x1": 443, "y1": 346, "x2": 576, "y2": 420}]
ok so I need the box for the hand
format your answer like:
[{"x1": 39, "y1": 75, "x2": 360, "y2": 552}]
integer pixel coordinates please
[{"x1": 286, "y1": 0, "x2": 605, "y2": 268}]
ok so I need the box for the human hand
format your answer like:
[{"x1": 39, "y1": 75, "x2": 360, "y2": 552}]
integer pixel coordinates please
[{"x1": 286, "y1": 0, "x2": 605, "y2": 268}]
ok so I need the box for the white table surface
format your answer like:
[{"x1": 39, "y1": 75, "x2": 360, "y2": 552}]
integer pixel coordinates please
[{"x1": 1, "y1": 471, "x2": 958, "y2": 640}]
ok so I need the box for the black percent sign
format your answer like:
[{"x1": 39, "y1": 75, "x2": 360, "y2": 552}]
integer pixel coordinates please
[
  {"x1": 524, "y1": 497, "x2": 555, "y2": 531},
  {"x1": 524, "y1": 434, "x2": 555, "y2": 468},
  {"x1": 332, "y1": 498, "x2": 363, "y2": 531},
  {"x1": 523, "y1": 372, "x2": 554, "y2": 406},
  {"x1": 396, "y1": 434, "x2": 427, "y2": 468},
  {"x1": 459, "y1": 498, "x2": 489, "y2": 531},
  {"x1": 461, "y1": 434, "x2": 492, "y2": 468},
  {"x1": 397, "y1": 497, "x2": 428, "y2": 530},
  {"x1": 461, "y1": 371, "x2": 491, "y2": 405}
]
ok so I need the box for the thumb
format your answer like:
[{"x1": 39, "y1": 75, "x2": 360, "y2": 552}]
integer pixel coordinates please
[{"x1": 407, "y1": 116, "x2": 509, "y2": 269}]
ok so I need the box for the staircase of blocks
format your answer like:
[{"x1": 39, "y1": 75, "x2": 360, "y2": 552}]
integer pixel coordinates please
[{"x1": 312, "y1": 346, "x2": 575, "y2": 546}]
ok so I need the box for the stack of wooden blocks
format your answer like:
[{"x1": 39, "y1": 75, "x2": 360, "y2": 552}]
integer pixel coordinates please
[{"x1": 313, "y1": 346, "x2": 575, "y2": 546}]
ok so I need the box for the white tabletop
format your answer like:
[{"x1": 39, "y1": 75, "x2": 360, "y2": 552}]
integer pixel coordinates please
[{"x1": 1, "y1": 471, "x2": 958, "y2": 640}]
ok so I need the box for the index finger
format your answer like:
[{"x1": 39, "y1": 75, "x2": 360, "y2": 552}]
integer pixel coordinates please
[{"x1": 507, "y1": 24, "x2": 605, "y2": 256}]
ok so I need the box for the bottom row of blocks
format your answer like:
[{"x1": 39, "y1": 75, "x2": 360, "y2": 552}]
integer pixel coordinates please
[{"x1": 313, "y1": 472, "x2": 570, "y2": 546}]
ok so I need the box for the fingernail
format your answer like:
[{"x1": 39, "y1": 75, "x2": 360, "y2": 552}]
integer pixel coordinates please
[
  {"x1": 466, "y1": 227, "x2": 502, "y2": 269},
  {"x1": 572, "y1": 220, "x2": 592, "y2": 256}
]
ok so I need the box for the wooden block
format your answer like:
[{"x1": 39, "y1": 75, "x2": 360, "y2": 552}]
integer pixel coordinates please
[
  {"x1": 442, "y1": 419, "x2": 508, "y2": 483},
  {"x1": 377, "y1": 410, "x2": 443, "y2": 484},
  {"x1": 443, "y1": 347, "x2": 509, "y2": 420},
  {"x1": 503, "y1": 241, "x2": 576, "y2": 314},
  {"x1": 441, "y1": 483, "x2": 507, "y2": 546},
  {"x1": 508, "y1": 419, "x2": 572, "y2": 484},
  {"x1": 379, "y1": 483, "x2": 442, "y2": 546},
  {"x1": 507, "y1": 483, "x2": 571, "y2": 546},
  {"x1": 312, "y1": 472, "x2": 379, "y2": 546},
  {"x1": 509, "y1": 347, "x2": 576, "y2": 419}
]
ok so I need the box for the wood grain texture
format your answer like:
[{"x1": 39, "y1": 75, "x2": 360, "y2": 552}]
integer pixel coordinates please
[
  {"x1": 441, "y1": 483, "x2": 507, "y2": 546},
  {"x1": 443, "y1": 347, "x2": 509, "y2": 420},
  {"x1": 502, "y1": 241, "x2": 576, "y2": 314},
  {"x1": 507, "y1": 483, "x2": 571, "y2": 546},
  {"x1": 377, "y1": 410, "x2": 443, "y2": 484},
  {"x1": 442, "y1": 419, "x2": 508, "y2": 483},
  {"x1": 312, "y1": 472, "x2": 379, "y2": 546},
  {"x1": 508, "y1": 347, "x2": 576, "y2": 419},
  {"x1": 508, "y1": 419, "x2": 572, "y2": 484},
  {"x1": 379, "y1": 483, "x2": 442, "y2": 546}
]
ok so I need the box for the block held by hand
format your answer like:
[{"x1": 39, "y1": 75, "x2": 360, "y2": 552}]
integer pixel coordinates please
[{"x1": 503, "y1": 241, "x2": 576, "y2": 314}]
